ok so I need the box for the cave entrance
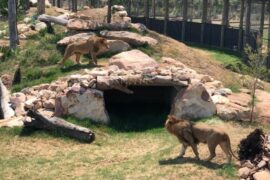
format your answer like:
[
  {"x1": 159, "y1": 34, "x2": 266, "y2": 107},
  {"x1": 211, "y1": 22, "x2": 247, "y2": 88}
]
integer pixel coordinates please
[{"x1": 104, "y1": 86, "x2": 178, "y2": 131}]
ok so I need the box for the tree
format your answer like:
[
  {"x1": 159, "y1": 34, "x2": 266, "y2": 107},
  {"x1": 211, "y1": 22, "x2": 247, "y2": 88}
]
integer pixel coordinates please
[
  {"x1": 37, "y1": 0, "x2": 45, "y2": 15},
  {"x1": 245, "y1": 41, "x2": 267, "y2": 122},
  {"x1": 8, "y1": 0, "x2": 19, "y2": 49}
]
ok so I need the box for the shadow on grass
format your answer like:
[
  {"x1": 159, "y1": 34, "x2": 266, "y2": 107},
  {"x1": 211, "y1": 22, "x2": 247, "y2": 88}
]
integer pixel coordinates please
[{"x1": 159, "y1": 156, "x2": 222, "y2": 170}]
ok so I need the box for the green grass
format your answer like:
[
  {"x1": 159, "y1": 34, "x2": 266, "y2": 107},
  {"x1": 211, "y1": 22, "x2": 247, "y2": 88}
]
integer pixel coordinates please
[
  {"x1": 2, "y1": 116, "x2": 270, "y2": 179},
  {"x1": 190, "y1": 44, "x2": 249, "y2": 74}
]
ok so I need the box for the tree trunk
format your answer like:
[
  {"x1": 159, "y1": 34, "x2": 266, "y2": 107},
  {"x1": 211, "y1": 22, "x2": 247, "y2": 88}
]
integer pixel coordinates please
[
  {"x1": 38, "y1": 14, "x2": 68, "y2": 26},
  {"x1": 26, "y1": 110, "x2": 95, "y2": 143},
  {"x1": 144, "y1": 0, "x2": 150, "y2": 27},
  {"x1": 37, "y1": 0, "x2": 45, "y2": 15},
  {"x1": 164, "y1": 0, "x2": 169, "y2": 35},
  {"x1": 152, "y1": 0, "x2": 156, "y2": 18},
  {"x1": 8, "y1": 0, "x2": 19, "y2": 49},
  {"x1": 107, "y1": 0, "x2": 112, "y2": 23},
  {"x1": 127, "y1": 0, "x2": 131, "y2": 16},
  {"x1": 220, "y1": 0, "x2": 229, "y2": 47},
  {"x1": 57, "y1": 0, "x2": 61, "y2": 8},
  {"x1": 259, "y1": 0, "x2": 266, "y2": 48},
  {"x1": 238, "y1": 0, "x2": 245, "y2": 51},
  {"x1": 182, "y1": 0, "x2": 188, "y2": 41},
  {"x1": 201, "y1": 0, "x2": 208, "y2": 43}
]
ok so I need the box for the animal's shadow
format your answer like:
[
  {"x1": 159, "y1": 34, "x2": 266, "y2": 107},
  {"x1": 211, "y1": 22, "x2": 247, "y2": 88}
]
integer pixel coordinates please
[{"x1": 159, "y1": 156, "x2": 223, "y2": 170}]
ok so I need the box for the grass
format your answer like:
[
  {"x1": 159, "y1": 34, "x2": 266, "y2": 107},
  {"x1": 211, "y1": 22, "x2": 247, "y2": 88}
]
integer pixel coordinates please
[
  {"x1": 1, "y1": 116, "x2": 270, "y2": 179},
  {"x1": 190, "y1": 44, "x2": 249, "y2": 74}
]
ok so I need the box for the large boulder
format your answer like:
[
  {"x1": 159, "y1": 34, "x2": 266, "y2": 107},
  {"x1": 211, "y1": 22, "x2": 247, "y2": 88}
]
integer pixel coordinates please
[
  {"x1": 57, "y1": 32, "x2": 95, "y2": 45},
  {"x1": 109, "y1": 50, "x2": 158, "y2": 70},
  {"x1": 255, "y1": 90, "x2": 270, "y2": 122},
  {"x1": 171, "y1": 83, "x2": 216, "y2": 120},
  {"x1": 216, "y1": 92, "x2": 251, "y2": 121},
  {"x1": 0, "y1": 79, "x2": 15, "y2": 119},
  {"x1": 100, "y1": 30, "x2": 158, "y2": 46},
  {"x1": 55, "y1": 89, "x2": 109, "y2": 124},
  {"x1": 100, "y1": 40, "x2": 130, "y2": 54}
]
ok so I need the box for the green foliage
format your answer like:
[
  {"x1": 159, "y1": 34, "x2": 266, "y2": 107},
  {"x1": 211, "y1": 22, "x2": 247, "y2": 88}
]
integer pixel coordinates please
[
  {"x1": 0, "y1": 0, "x2": 8, "y2": 16},
  {"x1": 217, "y1": 164, "x2": 237, "y2": 178}
]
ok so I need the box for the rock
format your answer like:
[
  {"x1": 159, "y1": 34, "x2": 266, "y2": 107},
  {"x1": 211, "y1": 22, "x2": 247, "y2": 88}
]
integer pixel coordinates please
[
  {"x1": 123, "y1": 17, "x2": 131, "y2": 23},
  {"x1": 10, "y1": 92, "x2": 26, "y2": 116},
  {"x1": 213, "y1": 88, "x2": 233, "y2": 96},
  {"x1": 57, "y1": 32, "x2": 95, "y2": 45},
  {"x1": 240, "y1": 88, "x2": 251, "y2": 94},
  {"x1": 257, "y1": 160, "x2": 267, "y2": 169},
  {"x1": 17, "y1": 24, "x2": 30, "y2": 34},
  {"x1": 88, "y1": 68, "x2": 109, "y2": 77},
  {"x1": 242, "y1": 160, "x2": 255, "y2": 169},
  {"x1": 171, "y1": 83, "x2": 217, "y2": 120},
  {"x1": 0, "y1": 79, "x2": 15, "y2": 119},
  {"x1": 109, "y1": 50, "x2": 158, "y2": 70},
  {"x1": 131, "y1": 23, "x2": 147, "y2": 33},
  {"x1": 43, "y1": 99, "x2": 55, "y2": 109},
  {"x1": 67, "y1": 19, "x2": 130, "y2": 31},
  {"x1": 30, "y1": 0, "x2": 51, "y2": 7},
  {"x1": 255, "y1": 90, "x2": 270, "y2": 123},
  {"x1": 23, "y1": 17, "x2": 32, "y2": 24},
  {"x1": 253, "y1": 170, "x2": 270, "y2": 180},
  {"x1": 35, "y1": 22, "x2": 47, "y2": 32},
  {"x1": 211, "y1": 95, "x2": 229, "y2": 104},
  {"x1": 100, "y1": 30, "x2": 157, "y2": 46},
  {"x1": 162, "y1": 57, "x2": 186, "y2": 68},
  {"x1": 1, "y1": 74, "x2": 13, "y2": 88},
  {"x1": 99, "y1": 40, "x2": 130, "y2": 54},
  {"x1": 238, "y1": 167, "x2": 251, "y2": 179},
  {"x1": 112, "y1": 5, "x2": 125, "y2": 11},
  {"x1": 0, "y1": 116, "x2": 24, "y2": 128},
  {"x1": 117, "y1": 11, "x2": 128, "y2": 17},
  {"x1": 55, "y1": 89, "x2": 109, "y2": 124},
  {"x1": 24, "y1": 97, "x2": 37, "y2": 109},
  {"x1": 216, "y1": 103, "x2": 250, "y2": 121}
]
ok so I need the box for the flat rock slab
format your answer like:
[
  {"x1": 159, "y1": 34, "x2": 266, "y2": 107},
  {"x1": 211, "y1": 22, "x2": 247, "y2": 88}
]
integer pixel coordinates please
[
  {"x1": 109, "y1": 49, "x2": 158, "y2": 70},
  {"x1": 256, "y1": 90, "x2": 270, "y2": 122},
  {"x1": 100, "y1": 30, "x2": 158, "y2": 46},
  {"x1": 57, "y1": 32, "x2": 95, "y2": 45},
  {"x1": 67, "y1": 19, "x2": 130, "y2": 30}
]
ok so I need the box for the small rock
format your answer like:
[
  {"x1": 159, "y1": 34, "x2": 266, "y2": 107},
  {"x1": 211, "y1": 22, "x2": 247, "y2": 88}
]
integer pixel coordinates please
[
  {"x1": 242, "y1": 160, "x2": 255, "y2": 169},
  {"x1": 238, "y1": 167, "x2": 251, "y2": 179},
  {"x1": 23, "y1": 17, "x2": 32, "y2": 24},
  {"x1": 214, "y1": 88, "x2": 233, "y2": 96},
  {"x1": 24, "y1": 97, "x2": 37, "y2": 109},
  {"x1": 253, "y1": 170, "x2": 270, "y2": 180},
  {"x1": 211, "y1": 95, "x2": 230, "y2": 104},
  {"x1": 257, "y1": 160, "x2": 267, "y2": 169},
  {"x1": 117, "y1": 11, "x2": 128, "y2": 17},
  {"x1": 112, "y1": 5, "x2": 125, "y2": 11},
  {"x1": 123, "y1": 17, "x2": 131, "y2": 23},
  {"x1": 35, "y1": 22, "x2": 47, "y2": 32},
  {"x1": 43, "y1": 99, "x2": 55, "y2": 109}
]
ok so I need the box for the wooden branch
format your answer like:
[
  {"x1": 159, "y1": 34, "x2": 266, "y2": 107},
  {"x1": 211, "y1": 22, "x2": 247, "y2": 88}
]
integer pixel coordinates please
[
  {"x1": 26, "y1": 110, "x2": 95, "y2": 143},
  {"x1": 38, "y1": 14, "x2": 68, "y2": 26}
]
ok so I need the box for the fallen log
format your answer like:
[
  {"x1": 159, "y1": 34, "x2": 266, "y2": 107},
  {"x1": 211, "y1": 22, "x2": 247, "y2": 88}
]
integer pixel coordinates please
[
  {"x1": 26, "y1": 110, "x2": 95, "y2": 143},
  {"x1": 38, "y1": 14, "x2": 68, "y2": 26}
]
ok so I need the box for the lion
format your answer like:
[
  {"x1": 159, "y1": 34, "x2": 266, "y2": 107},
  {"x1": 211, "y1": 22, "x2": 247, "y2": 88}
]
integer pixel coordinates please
[
  {"x1": 165, "y1": 115, "x2": 238, "y2": 164},
  {"x1": 58, "y1": 36, "x2": 109, "y2": 66}
]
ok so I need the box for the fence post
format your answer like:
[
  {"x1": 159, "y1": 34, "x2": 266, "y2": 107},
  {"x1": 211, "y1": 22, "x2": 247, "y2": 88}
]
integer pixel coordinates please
[
  {"x1": 164, "y1": 0, "x2": 169, "y2": 35},
  {"x1": 220, "y1": 0, "x2": 229, "y2": 48},
  {"x1": 152, "y1": 0, "x2": 156, "y2": 18},
  {"x1": 200, "y1": 0, "x2": 208, "y2": 44},
  {"x1": 259, "y1": 0, "x2": 266, "y2": 47},
  {"x1": 267, "y1": 3, "x2": 270, "y2": 68},
  {"x1": 107, "y1": 0, "x2": 112, "y2": 23},
  {"x1": 8, "y1": 0, "x2": 19, "y2": 49},
  {"x1": 57, "y1": 0, "x2": 61, "y2": 8},
  {"x1": 144, "y1": 0, "x2": 150, "y2": 27},
  {"x1": 181, "y1": 0, "x2": 188, "y2": 41},
  {"x1": 238, "y1": 0, "x2": 244, "y2": 51},
  {"x1": 127, "y1": 0, "x2": 131, "y2": 17}
]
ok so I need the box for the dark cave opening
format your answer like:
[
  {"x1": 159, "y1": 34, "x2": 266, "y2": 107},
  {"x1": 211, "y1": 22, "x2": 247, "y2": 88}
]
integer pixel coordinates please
[{"x1": 104, "y1": 86, "x2": 178, "y2": 131}]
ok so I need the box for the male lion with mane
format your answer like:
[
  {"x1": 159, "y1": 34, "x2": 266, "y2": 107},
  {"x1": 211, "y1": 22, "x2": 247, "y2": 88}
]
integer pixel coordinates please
[
  {"x1": 165, "y1": 115, "x2": 238, "y2": 164},
  {"x1": 58, "y1": 36, "x2": 109, "y2": 66}
]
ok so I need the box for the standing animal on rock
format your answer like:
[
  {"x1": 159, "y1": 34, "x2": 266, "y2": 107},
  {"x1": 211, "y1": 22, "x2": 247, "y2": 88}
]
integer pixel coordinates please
[
  {"x1": 165, "y1": 115, "x2": 238, "y2": 164},
  {"x1": 58, "y1": 36, "x2": 109, "y2": 66}
]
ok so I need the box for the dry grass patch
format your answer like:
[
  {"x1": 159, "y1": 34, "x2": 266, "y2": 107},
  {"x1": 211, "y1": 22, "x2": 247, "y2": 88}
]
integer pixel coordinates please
[{"x1": 0, "y1": 118, "x2": 269, "y2": 179}]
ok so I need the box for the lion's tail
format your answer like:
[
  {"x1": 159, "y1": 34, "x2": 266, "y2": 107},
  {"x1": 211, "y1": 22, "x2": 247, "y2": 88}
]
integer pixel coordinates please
[{"x1": 225, "y1": 134, "x2": 239, "y2": 160}]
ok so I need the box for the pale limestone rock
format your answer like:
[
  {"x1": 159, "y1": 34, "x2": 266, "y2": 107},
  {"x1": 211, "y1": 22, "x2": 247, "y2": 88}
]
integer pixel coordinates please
[
  {"x1": 109, "y1": 50, "x2": 158, "y2": 70},
  {"x1": 171, "y1": 83, "x2": 216, "y2": 120}
]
